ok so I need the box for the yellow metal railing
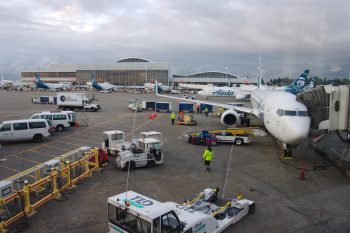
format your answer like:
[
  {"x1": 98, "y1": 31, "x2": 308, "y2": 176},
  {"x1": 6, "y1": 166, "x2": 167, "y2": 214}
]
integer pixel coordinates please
[{"x1": 0, "y1": 148, "x2": 99, "y2": 233}]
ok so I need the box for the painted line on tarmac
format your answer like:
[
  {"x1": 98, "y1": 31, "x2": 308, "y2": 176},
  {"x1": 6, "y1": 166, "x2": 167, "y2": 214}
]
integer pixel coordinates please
[
  {"x1": 55, "y1": 140, "x2": 85, "y2": 147},
  {"x1": 44, "y1": 145, "x2": 71, "y2": 152},
  {"x1": 29, "y1": 149, "x2": 57, "y2": 158},
  {"x1": 12, "y1": 155, "x2": 41, "y2": 165},
  {"x1": 221, "y1": 145, "x2": 234, "y2": 199},
  {"x1": 177, "y1": 127, "x2": 192, "y2": 140},
  {"x1": 65, "y1": 136, "x2": 99, "y2": 144},
  {"x1": 0, "y1": 164, "x2": 26, "y2": 174},
  {"x1": 125, "y1": 119, "x2": 152, "y2": 137},
  {"x1": 1, "y1": 113, "x2": 132, "y2": 159},
  {"x1": 73, "y1": 133, "x2": 101, "y2": 140}
]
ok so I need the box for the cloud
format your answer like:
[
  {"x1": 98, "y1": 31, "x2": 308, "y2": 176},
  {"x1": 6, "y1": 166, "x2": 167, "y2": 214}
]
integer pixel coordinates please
[{"x1": 0, "y1": 0, "x2": 350, "y2": 80}]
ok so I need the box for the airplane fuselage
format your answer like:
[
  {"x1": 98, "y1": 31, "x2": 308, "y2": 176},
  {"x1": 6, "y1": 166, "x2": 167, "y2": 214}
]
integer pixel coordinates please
[{"x1": 251, "y1": 89, "x2": 310, "y2": 144}]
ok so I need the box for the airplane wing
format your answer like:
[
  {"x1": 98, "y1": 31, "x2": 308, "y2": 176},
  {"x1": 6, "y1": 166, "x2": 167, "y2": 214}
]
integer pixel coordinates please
[{"x1": 155, "y1": 84, "x2": 259, "y2": 118}]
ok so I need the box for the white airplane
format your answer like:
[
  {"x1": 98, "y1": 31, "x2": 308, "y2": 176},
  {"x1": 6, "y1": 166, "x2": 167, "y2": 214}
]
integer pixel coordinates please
[
  {"x1": 197, "y1": 70, "x2": 310, "y2": 100},
  {"x1": 91, "y1": 72, "x2": 119, "y2": 91},
  {"x1": 34, "y1": 73, "x2": 69, "y2": 91},
  {"x1": 0, "y1": 75, "x2": 13, "y2": 88},
  {"x1": 156, "y1": 64, "x2": 311, "y2": 150},
  {"x1": 178, "y1": 83, "x2": 214, "y2": 90},
  {"x1": 144, "y1": 82, "x2": 171, "y2": 93}
]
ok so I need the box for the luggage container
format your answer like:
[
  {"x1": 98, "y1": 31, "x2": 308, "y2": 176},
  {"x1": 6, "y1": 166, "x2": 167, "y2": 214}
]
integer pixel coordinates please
[
  {"x1": 142, "y1": 101, "x2": 156, "y2": 111},
  {"x1": 155, "y1": 102, "x2": 171, "y2": 112},
  {"x1": 179, "y1": 102, "x2": 194, "y2": 113}
]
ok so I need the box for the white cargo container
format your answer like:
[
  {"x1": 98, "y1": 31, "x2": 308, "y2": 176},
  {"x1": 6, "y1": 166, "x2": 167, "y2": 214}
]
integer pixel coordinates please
[{"x1": 57, "y1": 92, "x2": 101, "y2": 112}]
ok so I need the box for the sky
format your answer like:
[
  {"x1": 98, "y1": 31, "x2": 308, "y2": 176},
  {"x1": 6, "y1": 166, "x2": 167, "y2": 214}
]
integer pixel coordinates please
[{"x1": 0, "y1": 0, "x2": 350, "y2": 81}]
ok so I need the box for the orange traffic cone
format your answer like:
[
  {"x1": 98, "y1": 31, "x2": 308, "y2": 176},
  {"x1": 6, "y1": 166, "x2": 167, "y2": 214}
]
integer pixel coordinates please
[
  {"x1": 298, "y1": 166, "x2": 305, "y2": 180},
  {"x1": 154, "y1": 112, "x2": 158, "y2": 117}
]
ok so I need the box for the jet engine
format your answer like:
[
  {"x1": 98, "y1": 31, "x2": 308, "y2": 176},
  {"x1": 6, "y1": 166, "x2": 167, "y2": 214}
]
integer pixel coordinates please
[
  {"x1": 235, "y1": 93, "x2": 250, "y2": 100},
  {"x1": 220, "y1": 110, "x2": 241, "y2": 127}
]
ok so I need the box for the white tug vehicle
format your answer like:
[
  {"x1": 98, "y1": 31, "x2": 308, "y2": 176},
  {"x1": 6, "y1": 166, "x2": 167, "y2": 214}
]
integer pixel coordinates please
[{"x1": 108, "y1": 188, "x2": 255, "y2": 233}]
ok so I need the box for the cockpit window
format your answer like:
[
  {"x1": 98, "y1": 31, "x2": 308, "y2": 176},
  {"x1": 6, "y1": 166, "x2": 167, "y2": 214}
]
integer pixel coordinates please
[
  {"x1": 297, "y1": 111, "x2": 309, "y2": 116},
  {"x1": 277, "y1": 109, "x2": 309, "y2": 117},
  {"x1": 284, "y1": 110, "x2": 297, "y2": 116}
]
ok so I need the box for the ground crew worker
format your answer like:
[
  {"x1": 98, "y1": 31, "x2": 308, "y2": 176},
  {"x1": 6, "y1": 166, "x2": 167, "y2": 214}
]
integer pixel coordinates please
[
  {"x1": 202, "y1": 147, "x2": 213, "y2": 171},
  {"x1": 179, "y1": 110, "x2": 185, "y2": 121},
  {"x1": 204, "y1": 107, "x2": 209, "y2": 117},
  {"x1": 196, "y1": 104, "x2": 200, "y2": 113},
  {"x1": 170, "y1": 112, "x2": 176, "y2": 125}
]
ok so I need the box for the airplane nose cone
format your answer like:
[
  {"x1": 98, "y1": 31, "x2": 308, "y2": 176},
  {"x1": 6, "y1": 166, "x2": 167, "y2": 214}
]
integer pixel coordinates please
[{"x1": 283, "y1": 118, "x2": 310, "y2": 144}]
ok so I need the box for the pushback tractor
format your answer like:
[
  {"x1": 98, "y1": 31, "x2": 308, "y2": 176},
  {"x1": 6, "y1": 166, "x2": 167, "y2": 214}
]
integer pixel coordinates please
[{"x1": 107, "y1": 188, "x2": 255, "y2": 233}]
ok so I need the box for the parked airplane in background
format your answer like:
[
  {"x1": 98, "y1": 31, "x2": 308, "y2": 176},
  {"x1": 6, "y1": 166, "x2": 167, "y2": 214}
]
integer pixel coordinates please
[
  {"x1": 197, "y1": 69, "x2": 310, "y2": 100},
  {"x1": 156, "y1": 66, "x2": 311, "y2": 152},
  {"x1": 91, "y1": 72, "x2": 119, "y2": 91},
  {"x1": 178, "y1": 83, "x2": 214, "y2": 90},
  {"x1": 0, "y1": 75, "x2": 13, "y2": 88},
  {"x1": 144, "y1": 82, "x2": 171, "y2": 93},
  {"x1": 35, "y1": 73, "x2": 69, "y2": 91}
]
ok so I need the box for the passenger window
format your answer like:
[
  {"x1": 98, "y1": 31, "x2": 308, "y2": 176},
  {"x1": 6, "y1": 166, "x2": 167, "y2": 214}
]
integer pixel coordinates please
[
  {"x1": 13, "y1": 123, "x2": 28, "y2": 130},
  {"x1": 29, "y1": 122, "x2": 46, "y2": 129},
  {"x1": 53, "y1": 114, "x2": 67, "y2": 120},
  {"x1": 161, "y1": 211, "x2": 181, "y2": 233},
  {"x1": 285, "y1": 110, "x2": 297, "y2": 116},
  {"x1": 41, "y1": 115, "x2": 52, "y2": 120},
  {"x1": 32, "y1": 115, "x2": 40, "y2": 119},
  {"x1": 0, "y1": 124, "x2": 11, "y2": 131}
]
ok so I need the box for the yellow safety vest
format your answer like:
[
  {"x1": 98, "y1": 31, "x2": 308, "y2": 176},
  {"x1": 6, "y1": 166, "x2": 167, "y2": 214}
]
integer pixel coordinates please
[
  {"x1": 170, "y1": 112, "x2": 176, "y2": 119},
  {"x1": 203, "y1": 150, "x2": 213, "y2": 161},
  {"x1": 205, "y1": 107, "x2": 208, "y2": 112}
]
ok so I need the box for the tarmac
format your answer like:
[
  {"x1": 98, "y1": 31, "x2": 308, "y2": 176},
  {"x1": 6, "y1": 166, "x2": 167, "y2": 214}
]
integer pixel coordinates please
[{"x1": 0, "y1": 89, "x2": 350, "y2": 233}]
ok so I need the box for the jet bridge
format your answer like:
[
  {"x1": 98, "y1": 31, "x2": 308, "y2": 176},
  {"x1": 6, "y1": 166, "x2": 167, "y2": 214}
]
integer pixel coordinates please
[{"x1": 297, "y1": 85, "x2": 350, "y2": 131}]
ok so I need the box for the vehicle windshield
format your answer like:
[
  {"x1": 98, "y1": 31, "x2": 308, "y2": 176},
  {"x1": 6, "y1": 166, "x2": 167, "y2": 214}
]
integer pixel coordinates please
[
  {"x1": 151, "y1": 142, "x2": 161, "y2": 150},
  {"x1": 108, "y1": 204, "x2": 151, "y2": 233}
]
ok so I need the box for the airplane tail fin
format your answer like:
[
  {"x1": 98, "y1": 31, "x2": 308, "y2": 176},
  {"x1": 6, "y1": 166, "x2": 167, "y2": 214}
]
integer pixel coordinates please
[
  {"x1": 91, "y1": 71, "x2": 97, "y2": 83},
  {"x1": 34, "y1": 73, "x2": 41, "y2": 84},
  {"x1": 155, "y1": 80, "x2": 159, "y2": 96},
  {"x1": 307, "y1": 76, "x2": 316, "y2": 89},
  {"x1": 288, "y1": 69, "x2": 309, "y2": 93}
]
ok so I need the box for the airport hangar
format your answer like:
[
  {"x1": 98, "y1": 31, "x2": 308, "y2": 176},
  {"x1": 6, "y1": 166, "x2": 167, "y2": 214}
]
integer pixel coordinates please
[{"x1": 20, "y1": 57, "x2": 254, "y2": 86}]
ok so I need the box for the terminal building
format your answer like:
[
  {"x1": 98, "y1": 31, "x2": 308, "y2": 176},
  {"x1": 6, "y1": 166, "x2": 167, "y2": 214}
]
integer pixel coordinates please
[
  {"x1": 170, "y1": 72, "x2": 256, "y2": 86},
  {"x1": 21, "y1": 58, "x2": 255, "y2": 86},
  {"x1": 21, "y1": 58, "x2": 170, "y2": 86}
]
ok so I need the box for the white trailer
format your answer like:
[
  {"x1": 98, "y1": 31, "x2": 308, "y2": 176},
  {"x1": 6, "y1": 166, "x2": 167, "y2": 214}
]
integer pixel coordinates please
[
  {"x1": 107, "y1": 188, "x2": 255, "y2": 233},
  {"x1": 57, "y1": 92, "x2": 101, "y2": 112}
]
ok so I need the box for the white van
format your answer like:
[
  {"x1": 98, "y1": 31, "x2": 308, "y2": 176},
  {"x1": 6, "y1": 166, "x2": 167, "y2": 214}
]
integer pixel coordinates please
[
  {"x1": 41, "y1": 111, "x2": 76, "y2": 127},
  {"x1": 30, "y1": 112, "x2": 70, "y2": 132},
  {"x1": 0, "y1": 119, "x2": 51, "y2": 143}
]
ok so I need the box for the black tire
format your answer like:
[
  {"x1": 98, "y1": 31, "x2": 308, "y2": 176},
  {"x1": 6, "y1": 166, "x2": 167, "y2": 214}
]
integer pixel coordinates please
[
  {"x1": 147, "y1": 160, "x2": 156, "y2": 168},
  {"x1": 57, "y1": 125, "x2": 64, "y2": 132},
  {"x1": 235, "y1": 138, "x2": 243, "y2": 145},
  {"x1": 33, "y1": 134, "x2": 44, "y2": 142},
  {"x1": 188, "y1": 135, "x2": 192, "y2": 143},
  {"x1": 249, "y1": 203, "x2": 256, "y2": 214},
  {"x1": 123, "y1": 161, "x2": 135, "y2": 171},
  {"x1": 90, "y1": 108, "x2": 97, "y2": 112}
]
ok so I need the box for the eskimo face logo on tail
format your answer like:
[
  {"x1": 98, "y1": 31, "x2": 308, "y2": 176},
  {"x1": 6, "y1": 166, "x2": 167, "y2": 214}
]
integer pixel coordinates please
[
  {"x1": 60, "y1": 96, "x2": 66, "y2": 102},
  {"x1": 296, "y1": 78, "x2": 305, "y2": 88}
]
